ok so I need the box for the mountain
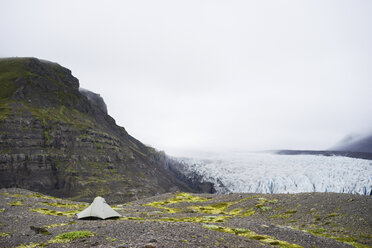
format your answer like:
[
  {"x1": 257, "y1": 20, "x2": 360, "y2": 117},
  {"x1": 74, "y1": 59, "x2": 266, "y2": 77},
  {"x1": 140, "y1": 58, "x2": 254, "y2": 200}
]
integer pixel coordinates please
[
  {"x1": 0, "y1": 57, "x2": 198, "y2": 203},
  {"x1": 331, "y1": 134, "x2": 372, "y2": 154}
]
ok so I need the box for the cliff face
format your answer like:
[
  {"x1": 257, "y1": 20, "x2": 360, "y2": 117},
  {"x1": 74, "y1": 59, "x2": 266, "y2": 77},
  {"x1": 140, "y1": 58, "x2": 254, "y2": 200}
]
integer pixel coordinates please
[{"x1": 0, "y1": 57, "x2": 193, "y2": 203}]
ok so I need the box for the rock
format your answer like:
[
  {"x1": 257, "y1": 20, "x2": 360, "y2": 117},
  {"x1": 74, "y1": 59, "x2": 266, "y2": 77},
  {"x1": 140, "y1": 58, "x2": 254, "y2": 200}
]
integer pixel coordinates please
[
  {"x1": 30, "y1": 226, "x2": 50, "y2": 235},
  {"x1": 142, "y1": 243, "x2": 156, "y2": 248}
]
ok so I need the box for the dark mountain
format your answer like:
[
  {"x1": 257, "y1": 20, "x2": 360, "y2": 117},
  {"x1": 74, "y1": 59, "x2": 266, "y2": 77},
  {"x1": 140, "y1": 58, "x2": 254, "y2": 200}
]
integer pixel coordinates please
[
  {"x1": 0, "y1": 57, "x2": 203, "y2": 203},
  {"x1": 276, "y1": 133, "x2": 372, "y2": 160},
  {"x1": 330, "y1": 134, "x2": 372, "y2": 154}
]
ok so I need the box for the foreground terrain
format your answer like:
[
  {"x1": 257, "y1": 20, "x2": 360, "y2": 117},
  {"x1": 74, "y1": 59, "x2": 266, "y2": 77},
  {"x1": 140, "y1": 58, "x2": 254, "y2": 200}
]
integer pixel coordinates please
[{"x1": 0, "y1": 188, "x2": 371, "y2": 248}]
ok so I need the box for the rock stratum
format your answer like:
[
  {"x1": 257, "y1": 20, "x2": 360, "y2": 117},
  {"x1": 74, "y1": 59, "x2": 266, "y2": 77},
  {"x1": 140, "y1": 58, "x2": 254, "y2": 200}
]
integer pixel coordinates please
[
  {"x1": 0, "y1": 188, "x2": 371, "y2": 248},
  {"x1": 0, "y1": 57, "x2": 197, "y2": 203}
]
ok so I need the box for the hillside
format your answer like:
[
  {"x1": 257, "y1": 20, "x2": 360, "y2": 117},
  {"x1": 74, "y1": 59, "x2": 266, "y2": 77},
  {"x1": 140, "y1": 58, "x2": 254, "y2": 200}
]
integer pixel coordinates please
[
  {"x1": 0, "y1": 188, "x2": 371, "y2": 248},
  {"x1": 0, "y1": 57, "x2": 196, "y2": 203}
]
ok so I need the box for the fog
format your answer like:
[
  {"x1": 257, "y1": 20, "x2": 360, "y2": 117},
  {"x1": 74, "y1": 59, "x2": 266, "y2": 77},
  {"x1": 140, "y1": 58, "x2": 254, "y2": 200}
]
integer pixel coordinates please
[{"x1": 1, "y1": 0, "x2": 371, "y2": 156}]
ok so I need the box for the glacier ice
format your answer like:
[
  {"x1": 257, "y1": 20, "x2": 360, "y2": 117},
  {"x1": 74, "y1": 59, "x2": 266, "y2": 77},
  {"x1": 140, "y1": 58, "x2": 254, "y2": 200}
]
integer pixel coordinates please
[{"x1": 176, "y1": 152, "x2": 372, "y2": 195}]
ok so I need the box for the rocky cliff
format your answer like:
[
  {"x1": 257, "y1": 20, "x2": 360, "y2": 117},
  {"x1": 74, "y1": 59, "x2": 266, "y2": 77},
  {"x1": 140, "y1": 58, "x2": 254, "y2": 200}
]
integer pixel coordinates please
[{"x1": 0, "y1": 57, "x2": 195, "y2": 203}]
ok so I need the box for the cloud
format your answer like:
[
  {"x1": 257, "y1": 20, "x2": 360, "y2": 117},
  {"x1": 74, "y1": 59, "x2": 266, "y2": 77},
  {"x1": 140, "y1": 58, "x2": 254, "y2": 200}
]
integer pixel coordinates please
[{"x1": 1, "y1": 0, "x2": 371, "y2": 155}]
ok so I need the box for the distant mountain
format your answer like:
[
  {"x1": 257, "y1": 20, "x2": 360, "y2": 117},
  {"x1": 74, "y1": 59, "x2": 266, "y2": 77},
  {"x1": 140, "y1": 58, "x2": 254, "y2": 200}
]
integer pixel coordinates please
[
  {"x1": 331, "y1": 134, "x2": 372, "y2": 154},
  {"x1": 0, "y1": 57, "x2": 203, "y2": 203}
]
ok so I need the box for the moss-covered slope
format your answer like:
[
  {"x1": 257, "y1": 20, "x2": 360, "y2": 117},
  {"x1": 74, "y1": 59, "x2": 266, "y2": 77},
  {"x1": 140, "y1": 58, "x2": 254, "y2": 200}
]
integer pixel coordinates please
[{"x1": 0, "y1": 57, "x2": 192, "y2": 203}]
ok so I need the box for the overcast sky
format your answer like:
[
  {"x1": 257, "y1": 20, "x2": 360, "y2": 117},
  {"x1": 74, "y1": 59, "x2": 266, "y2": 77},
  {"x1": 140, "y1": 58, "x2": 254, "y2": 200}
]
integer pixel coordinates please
[{"x1": 1, "y1": 0, "x2": 371, "y2": 156}]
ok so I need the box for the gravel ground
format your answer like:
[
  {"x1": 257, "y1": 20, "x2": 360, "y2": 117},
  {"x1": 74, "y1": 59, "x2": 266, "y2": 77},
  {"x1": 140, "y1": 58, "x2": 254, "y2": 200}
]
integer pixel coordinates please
[{"x1": 0, "y1": 188, "x2": 371, "y2": 248}]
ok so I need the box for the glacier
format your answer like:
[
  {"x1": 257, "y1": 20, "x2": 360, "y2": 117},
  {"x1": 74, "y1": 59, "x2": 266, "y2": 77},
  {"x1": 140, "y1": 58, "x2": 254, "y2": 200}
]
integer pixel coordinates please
[{"x1": 175, "y1": 152, "x2": 372, "y2": 195}]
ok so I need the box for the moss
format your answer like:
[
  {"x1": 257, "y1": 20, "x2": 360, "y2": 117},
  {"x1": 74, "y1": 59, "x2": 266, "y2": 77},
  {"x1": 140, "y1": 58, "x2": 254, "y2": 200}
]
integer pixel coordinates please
[
  {"x1": 106, "y1": 237, "x2": 117, "y2": 242},
  {"x1": 16, "y1": 242, "x2": 45, "y2": 248},
  {"x1": 326, "y1": 213, "x2": 339, "y2": 218},
  {"x1": 24, "y1": 105, "x2": 96, "y2": 131},
  {"x1": 30, "y1": 208, "x2": 79, "y2": 217},
  {"x1": 51, "y1": 231, "x2": 94, "y2": 243},
  {"x1": 240, "y1": 209, "x2": 255, "y2": 217},
  {"x1": 0, "y1": 58, "x2": 29, "y2": 100},
  {"x1": 39, "y1": 201, "x2": 87, "y2": 210},
  {"x1": 188, "y1": 202, "x2": 233, "y2": 215},
  {"x1": 8, "y1": 200, "x2": 24, "y2": 206},
  {"x1": 143, "y1": 192, "x2": 209, "y2": 213},
  {"x1": 0, "y1": 232, "x2": 11, "y2": 237},
  {"x1": 0, "y1": 58, "x2": 40, "y2": 120},
  {"x1": 1, "y1": 192, "x2": 57, "y2": 200},
  {"x1": 186, "y1": 195, "x2": 262, "y2": 217},
  {"x1": 259, "y1": 206, "x2": 272, "y2": 212},
  {"x1": 285, "y1": 209, "x2": 297, "y2": 214},
  {"x1": 203, "y1": 225, "x2": 303, "y2": 248},
  {"x1": 154, "y1": 215, "x2": 231, "y2": 223},
  {"x1": 269, "y1": 213, "x2": 291, "y2": 219}
]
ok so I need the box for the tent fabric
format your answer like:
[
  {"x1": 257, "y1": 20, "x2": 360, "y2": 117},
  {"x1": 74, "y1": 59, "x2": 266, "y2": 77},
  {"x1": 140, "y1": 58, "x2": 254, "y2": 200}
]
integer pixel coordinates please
[{"x1": 77, "y1": 196, "x2": 121, "y2": 219}]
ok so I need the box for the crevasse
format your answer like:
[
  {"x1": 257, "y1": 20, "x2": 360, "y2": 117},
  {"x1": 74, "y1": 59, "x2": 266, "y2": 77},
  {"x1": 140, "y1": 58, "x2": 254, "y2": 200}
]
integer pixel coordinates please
[{"x1": 176, "y1": 152, "x2": 372, "y2": 195}]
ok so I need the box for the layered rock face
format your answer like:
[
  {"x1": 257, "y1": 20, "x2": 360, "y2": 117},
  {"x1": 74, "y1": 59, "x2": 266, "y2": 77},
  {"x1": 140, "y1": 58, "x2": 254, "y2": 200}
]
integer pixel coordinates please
[{"x1": 0, "y1": 57, "x2": 193, "y2": 203}]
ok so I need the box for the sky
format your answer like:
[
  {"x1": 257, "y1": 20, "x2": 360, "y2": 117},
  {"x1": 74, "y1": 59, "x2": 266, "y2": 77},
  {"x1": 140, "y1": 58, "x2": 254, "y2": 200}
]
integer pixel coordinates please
[{"x1": 1, "y1": 0, "x2": 371, "y2": 156}]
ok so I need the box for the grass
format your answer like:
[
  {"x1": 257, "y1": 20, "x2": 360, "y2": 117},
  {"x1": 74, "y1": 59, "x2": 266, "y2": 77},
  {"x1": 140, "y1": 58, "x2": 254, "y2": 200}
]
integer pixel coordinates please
[
  {"x1": 0, "y1": 58, "x2": 29, "y2": 100},
  {"x1": 52, "y1": 231, "x2": 94, "y2": 243}
]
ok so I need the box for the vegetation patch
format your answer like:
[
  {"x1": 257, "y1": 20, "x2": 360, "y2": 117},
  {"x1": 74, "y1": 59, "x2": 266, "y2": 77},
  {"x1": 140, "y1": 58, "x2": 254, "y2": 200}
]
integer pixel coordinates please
[
  {"x1": 0, "y1": 192, "x2": 57, "y2": 200},
  {"x1": 8, "y1": 200, "x2": 24, "y2": 206},
  {"x1": 203, "y1": 224, "x2": 303, "y2": 248},
  {"x1": 240, "y1": 209, "x2": 255, "y2": 217},
  {"x1": 143, "y1": 192, "x2": 210, "y2": 213},
  {"x1": 30, "y1": 208, "x2": 78, "y2": 217},
  {"x1": 16, "y1": 242, "x2": 44, "y2": 248},
  {"x1": 25, "y1": 105, "x2": 96, "y2": 131},
  {"x1": 39, "y1": 201, "x2": 87, "y2": 210},
  {"x1": 302, "y1": 228, "x2": 371, "y2": 248},
  {"x1": 51, "y1": 231, "x2": 94, "y2": 243},
  {"x1": 188, "y1": 202, "x2": 234, "y2": 215},
  {"x1": 155, "y1": 215, "x2": 231, "y2": 223},
  {"x1": 255, "y1": 197, "x2": 278, "y2": 210},
  {"x1": 0, "y1": 232, "x2": 11, "y2": 237},
  {"x1": 186, "y1": 195, "x2": 262, "y2": 217}
]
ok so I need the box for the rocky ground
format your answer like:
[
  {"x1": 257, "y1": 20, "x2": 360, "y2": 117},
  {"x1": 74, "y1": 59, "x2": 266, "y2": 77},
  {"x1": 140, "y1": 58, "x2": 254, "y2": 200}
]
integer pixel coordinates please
[{"x1": 0, "y1": 188, "x2": 371, "y2": 248}]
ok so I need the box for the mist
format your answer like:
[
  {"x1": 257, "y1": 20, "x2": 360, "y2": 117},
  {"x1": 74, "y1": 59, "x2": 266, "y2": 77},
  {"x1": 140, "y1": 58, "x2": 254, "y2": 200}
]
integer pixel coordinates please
[{"x1": 1, "y1": 0, "x2": 371, "y2": 156}]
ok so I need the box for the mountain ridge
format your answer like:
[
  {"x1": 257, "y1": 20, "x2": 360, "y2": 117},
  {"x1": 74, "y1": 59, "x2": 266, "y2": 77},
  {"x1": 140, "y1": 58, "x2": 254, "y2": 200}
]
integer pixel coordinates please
[
  {"x1": 0, "y1": 57, "x2": 203, "y2": 203},
  {"x1": 330, "y1": 134, "x2": 372, "y2": 154}
]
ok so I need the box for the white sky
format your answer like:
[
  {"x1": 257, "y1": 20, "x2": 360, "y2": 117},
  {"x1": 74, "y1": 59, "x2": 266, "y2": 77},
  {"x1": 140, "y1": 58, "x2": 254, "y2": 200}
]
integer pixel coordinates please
[{"x1": 1, "y1": 0, "x2": 371, "y2": 156}]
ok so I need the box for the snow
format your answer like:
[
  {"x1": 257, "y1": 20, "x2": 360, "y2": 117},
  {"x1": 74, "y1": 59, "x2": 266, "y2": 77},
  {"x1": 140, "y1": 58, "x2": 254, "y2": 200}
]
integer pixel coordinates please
[{"x1": 176, "y1": 152, "x2": 372, "y2": 195}]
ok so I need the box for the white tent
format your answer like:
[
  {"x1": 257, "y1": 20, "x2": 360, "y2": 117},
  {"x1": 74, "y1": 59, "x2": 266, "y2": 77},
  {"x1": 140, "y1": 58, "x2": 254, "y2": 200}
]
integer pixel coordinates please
[{"x1": 77, "y1": 196, "x2": 121, "y2": 219}]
